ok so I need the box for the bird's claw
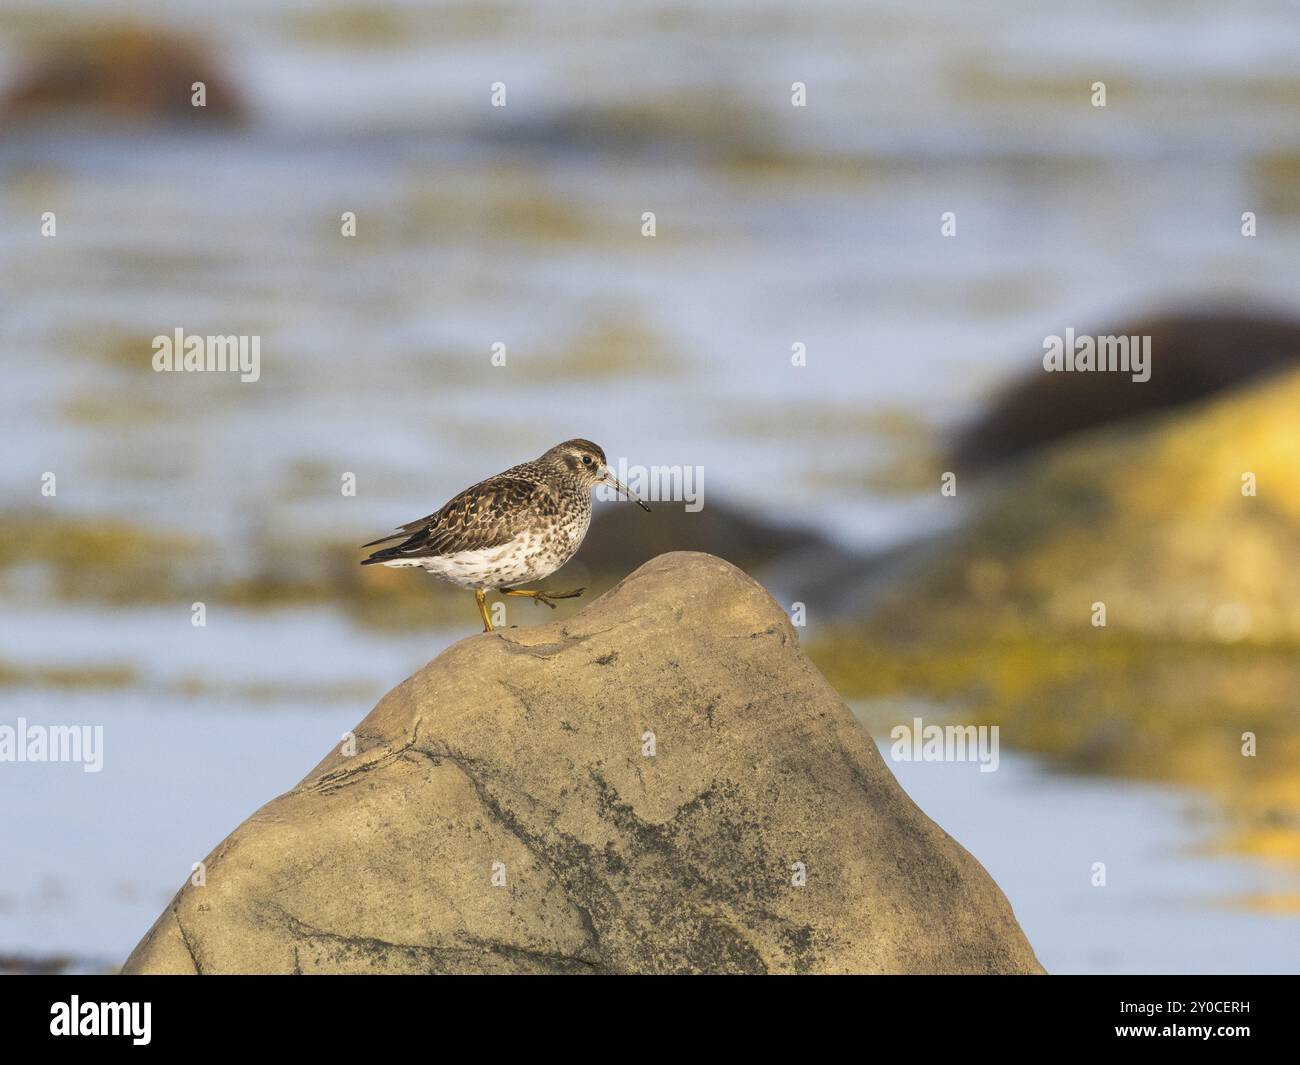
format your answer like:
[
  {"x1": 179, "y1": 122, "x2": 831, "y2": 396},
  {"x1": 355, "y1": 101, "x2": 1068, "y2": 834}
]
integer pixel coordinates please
[{"x1": 533, "y1": 587, "x2": 584, "y2": 609}]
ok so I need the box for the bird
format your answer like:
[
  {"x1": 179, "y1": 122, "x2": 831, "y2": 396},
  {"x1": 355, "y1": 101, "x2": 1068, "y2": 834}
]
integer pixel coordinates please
[{"x1": 360, "y1": 439, "x2": 650, "y2": 632}]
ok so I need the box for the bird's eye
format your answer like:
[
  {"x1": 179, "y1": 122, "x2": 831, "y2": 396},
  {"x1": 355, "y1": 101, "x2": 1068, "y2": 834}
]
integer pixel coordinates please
[{"x1": 582, "y1": 455, "x2": 592, "y2": 465}]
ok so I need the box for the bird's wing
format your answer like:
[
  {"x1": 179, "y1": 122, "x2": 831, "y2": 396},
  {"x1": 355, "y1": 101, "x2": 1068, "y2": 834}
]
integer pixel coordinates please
[
  {"x1": 359, "y1": 511, "x2": 446, "y2": 548},
  {"x1": 362, "y1": 476, "x2": 557, "y2": 559}
]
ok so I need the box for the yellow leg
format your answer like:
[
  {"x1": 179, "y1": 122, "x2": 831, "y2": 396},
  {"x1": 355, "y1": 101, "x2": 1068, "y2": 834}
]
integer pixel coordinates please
[
  {"x1": 500, "y1": 587, "x2": 584, "y2": 610},
  {"x1": 475, "y1": 588, "x2": 493, "y2": 632}
]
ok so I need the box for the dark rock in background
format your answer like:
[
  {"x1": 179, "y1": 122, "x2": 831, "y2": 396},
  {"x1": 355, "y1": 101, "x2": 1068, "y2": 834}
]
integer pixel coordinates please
[
  {"x1": 581, "y1": 497, "x2": 816, "y2": 577},
  {"x1": 2, "y1": 26, "x2": 245, "y2": 127},
  {"x1": 952, "y1": 308, "x2": 1300, "y2": 472}
]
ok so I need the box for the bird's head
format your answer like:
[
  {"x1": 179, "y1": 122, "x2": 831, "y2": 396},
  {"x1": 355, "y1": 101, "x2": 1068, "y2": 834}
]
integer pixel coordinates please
[{"x1": 542, "y1": 439, "x2": 650, "y2": 510}]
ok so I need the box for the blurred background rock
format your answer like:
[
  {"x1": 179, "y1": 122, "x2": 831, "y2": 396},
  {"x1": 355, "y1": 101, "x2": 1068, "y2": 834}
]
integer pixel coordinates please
[{"x1": 1, "y1": 1, "x2": 1298, "y2": 972}]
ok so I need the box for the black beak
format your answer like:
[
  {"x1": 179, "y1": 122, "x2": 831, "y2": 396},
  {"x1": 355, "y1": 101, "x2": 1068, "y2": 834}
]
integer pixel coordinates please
[{"x1": 602, "y1": 469, "x2": 650, "y2": 511}]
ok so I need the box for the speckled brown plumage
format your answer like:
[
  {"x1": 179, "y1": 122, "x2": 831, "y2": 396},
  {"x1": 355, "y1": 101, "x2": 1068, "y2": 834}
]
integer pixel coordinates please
[{"x1": 360, "y1": 439, "x2": 648, "y2": 631}]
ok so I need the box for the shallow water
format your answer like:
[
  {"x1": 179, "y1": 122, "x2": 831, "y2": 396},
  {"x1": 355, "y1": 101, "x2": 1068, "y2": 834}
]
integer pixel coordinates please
[
  {"x1": 880, "y1": 740, "x2": 1299, "y2": 975},
  {"x1": 4, "y1": 1, "x2": 1300, "y2": 548}
]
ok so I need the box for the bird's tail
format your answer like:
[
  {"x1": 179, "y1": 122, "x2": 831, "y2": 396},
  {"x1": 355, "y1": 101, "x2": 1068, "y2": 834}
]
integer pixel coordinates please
[{"x1": 360, "y1": 530, "x2": 408, "y2": 549}]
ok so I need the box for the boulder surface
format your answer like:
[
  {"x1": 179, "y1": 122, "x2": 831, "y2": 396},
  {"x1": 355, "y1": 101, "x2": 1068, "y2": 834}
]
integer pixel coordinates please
[{"x1": 123, "y1": 552, "x2": 1042, "y2": 974}]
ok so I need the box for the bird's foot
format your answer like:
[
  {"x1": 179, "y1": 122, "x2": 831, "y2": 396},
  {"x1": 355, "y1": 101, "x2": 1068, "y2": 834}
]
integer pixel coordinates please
[
  {"x1": 474, "y1": 588, "x2": 494, "y2": 632},
  {"x1": 501, "y1": 587, "x2": 585, "y2": 609}
]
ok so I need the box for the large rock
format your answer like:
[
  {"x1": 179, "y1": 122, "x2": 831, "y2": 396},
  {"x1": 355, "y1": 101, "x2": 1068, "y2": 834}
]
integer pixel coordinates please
[{"x1": 122, "y1": 552, "x2": 1042, "y2": 974}]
